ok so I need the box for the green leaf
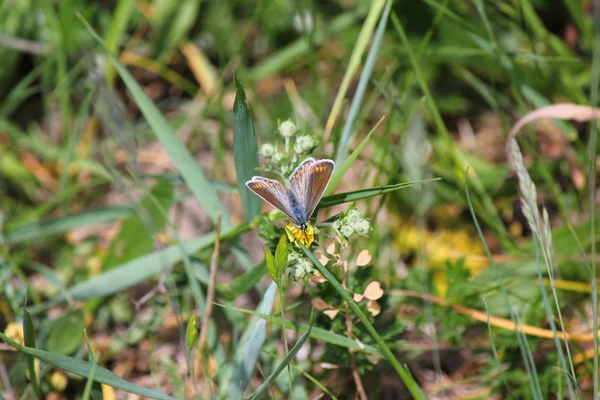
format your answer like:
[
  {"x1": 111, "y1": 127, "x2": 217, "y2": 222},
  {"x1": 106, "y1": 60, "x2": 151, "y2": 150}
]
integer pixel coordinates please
[
  {"x1": 60, "y1": 222, "x2": 250, "y2": 303},
  {"x1": 103, "y1": 180, "x2": 174, "y2": 271},
  {"x1": 5, "y1": 206, "x2": 132, "y2": 244},
  {"x1": 104, "y1": 0, "x2": 135, "y2": 83},
  {"x1": 78, "y1": 14, "x2": 231, "y2": 230},
  {"x1": 221, "y1": 282, "x2": 277, "y2": 400},
  {"x1": 320, "y1": 178, "x2": 440, "y2": 209},
  {"x1": 248, "y1": 310, "x2": 315, "y2": 400},
  {"x1": 274, "y1": 234, "x2": 289, "y2": 283},
  {"x1": 264, "y1": 248, "x2": 277, "y2": 283},
  {"x1": 46, "y1": 311, "x2": 85, "y2": 355},
  {"x1": 233, "y1": 77, "x2": 261, "y2": 222},
  {"x1": 334, "y1": 0, "x2": 392, "y2": 165},
  {"x1": 185, "y1": 314, "x2": 197, "y2": 351},
  {"x1": 326, "y1": 116, "x2": 384, "y2": 196},
  {"x1": 216, "y1": 263, "x2": 267, "y2": 300},
  {"x1": 0, "y1": 334, "x2": 178, "y2": 400},
  {"x1": 293, "y1": 237, "x2": 424, "y2": 399},
  {"x1": 23, "y1": 307, "x2": 39, "y2": 394},
  {"x1": 325, "y1": 0, "x2": 386, "y2": 136},
  {"x1": 222, "y1": 306, "x2": 385, "y2": 357}
]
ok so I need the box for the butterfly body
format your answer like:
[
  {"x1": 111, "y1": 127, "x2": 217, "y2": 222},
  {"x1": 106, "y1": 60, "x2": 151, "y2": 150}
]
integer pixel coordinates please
[{"x1": 246, "y1": 158, "x2": 335, "y2": 240}]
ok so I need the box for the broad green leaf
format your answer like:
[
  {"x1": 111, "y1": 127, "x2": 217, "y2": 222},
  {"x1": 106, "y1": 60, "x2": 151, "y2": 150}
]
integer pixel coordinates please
[
  {"x1": 46, "y1": 311, "x2": 85, "y2": 355},
  {"x1": 233, "y1": 77, "x2": 261, "y2": 222},
  {"x1": 248, "y1": 311, "x2": 315, "y2": 400},
  {"x1": 221, "y1": 282, "x2": 277, "y2": 399},
  {"x1": 78, "y1": 15, "x2": 231, "y2": 229}
]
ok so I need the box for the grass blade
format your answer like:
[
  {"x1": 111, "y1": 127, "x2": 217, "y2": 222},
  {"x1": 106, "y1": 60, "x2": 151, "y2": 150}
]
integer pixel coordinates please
[
  {"x1": 293, "y1": 235, "x2": 424, "y2": 399},
  {"x1": 220, "y1": 305, "x2": 385, "y2": 357},
  {"x1": 104, "y1": 0, "x2": 135, "y2": 83},
  {"x1": 0, "y1": 333, "x2": 178, "y2": 400},
  {"x1": 320, "y1": 178, "x2": 440, "y2": 208},
  {"x1": 324, "y1": 0, "x2": 386, "y2": 136},
  {"x1": 77, "y1": 14, "x2": 232, "y2": 230},
  {"x1": 326, "y1": 115, "x2": 384, "y2": 196},
  {"x1": 247, "y1": 310, "x2": 315, "y2": 400},
  {"x1": 22, "y1": 308, "x2": 39, "y2": 397},
  {"x1": 334, "y1": 0, "x2": 392, "y2": 165},
  {"x1": 67, "y1": 223, "x2": 250, "y2": 301},
  {"x1": 4, "y1": 207, "x2": 132, "y2": 244},
  {"x1": 233, "y1": 77, "x2": 261, "y2": 222},
  {"x1": 222, "y1": 282, "x2": 277, "y2": 399}
]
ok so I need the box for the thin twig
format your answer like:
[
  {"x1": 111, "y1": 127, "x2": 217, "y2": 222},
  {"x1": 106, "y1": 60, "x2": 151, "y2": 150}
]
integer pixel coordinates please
[{"x1": 199, "y1": 215, "x2": 222, "y2": 351}]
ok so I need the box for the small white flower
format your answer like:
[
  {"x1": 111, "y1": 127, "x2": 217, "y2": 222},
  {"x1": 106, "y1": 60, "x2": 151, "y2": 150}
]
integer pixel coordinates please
[
  {"x1": 340, "y1": 225, "x2": 355, "y2": 238},
  {"x1": 290, "y1": 258, "x2": 313, "y2": 281},
  {"x1": 287, "y1": 250, "x2": 300, "y2": 263},
  {"x1": 271, "y1": 149, "x2": 284, "y2": 163},
  {"x1": 259, "y1": 143, "x2": 275, "y2": 158},
  {"x1": 332, "y1": 220, "x2": 340, "y2": 231},
  {"x1": 294, "y1": 135, "x2": 316, "y2": 154},
  {"x1": 278, "y1": 120, "x2": 297, "y2": 138},
  {"x1": 347, "y1": 209, "x2": 363, "y2": 224},
  {"x1": 354, "y1": 219, "x2": 370, "y2": 235}
]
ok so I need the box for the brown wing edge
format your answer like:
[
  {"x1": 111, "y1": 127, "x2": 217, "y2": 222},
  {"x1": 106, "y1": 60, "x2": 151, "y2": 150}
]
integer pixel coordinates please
[
  {"x1": 245, "y1": 177, "x2": 298, "y2": 222},
  {"x1": 303, "y1": 159, "x2": 335, "y2": 219}
]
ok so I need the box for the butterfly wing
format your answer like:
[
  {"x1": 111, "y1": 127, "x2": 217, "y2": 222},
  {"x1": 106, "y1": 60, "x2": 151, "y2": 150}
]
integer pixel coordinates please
[
  {"x1": 246, "y1": 177, "x2": 301, "y2": 224},
  {"x1": 289, "y1": 158, "x2": 335, "y2": 221}
]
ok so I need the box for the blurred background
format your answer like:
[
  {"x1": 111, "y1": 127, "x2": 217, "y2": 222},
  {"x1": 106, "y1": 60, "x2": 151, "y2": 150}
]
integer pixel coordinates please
[{"x1": 1, "y1": 0, "x2": 599, "y2": 399}]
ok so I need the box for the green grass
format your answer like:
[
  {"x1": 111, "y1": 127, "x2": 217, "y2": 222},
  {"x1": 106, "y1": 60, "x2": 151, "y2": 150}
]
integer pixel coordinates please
[{"x1": 0, "y1": 1, "x2": 599, "y2": 399}]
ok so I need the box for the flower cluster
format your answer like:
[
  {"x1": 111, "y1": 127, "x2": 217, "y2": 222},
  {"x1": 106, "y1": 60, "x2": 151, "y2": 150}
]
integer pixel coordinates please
[
  {"x1": 332, "y1": 205, "x2": 370, "y2": 240},
  {"x1": 258, "y1": 119, "x2": 319, "y2": 177},
  {"x1": 287, "y1": 249, "x2": 315, "y2": 282}
]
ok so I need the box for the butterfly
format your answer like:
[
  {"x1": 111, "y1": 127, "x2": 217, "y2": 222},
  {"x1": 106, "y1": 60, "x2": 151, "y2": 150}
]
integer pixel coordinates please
[{"x1": 246, "y1": 158, "x2": 335, "y2": 244}]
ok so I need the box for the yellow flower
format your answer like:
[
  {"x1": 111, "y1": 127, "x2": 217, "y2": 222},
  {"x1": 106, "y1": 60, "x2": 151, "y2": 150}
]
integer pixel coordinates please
[
  {"x1": 4, "y1": 322, "x2": 24, "y2": 345},
  {"x1": 49, "y1": 370, "x2": 68, "y2": 391},
  {"x1": 285, "y1": 222, "x2": 317, "y2": 247}
]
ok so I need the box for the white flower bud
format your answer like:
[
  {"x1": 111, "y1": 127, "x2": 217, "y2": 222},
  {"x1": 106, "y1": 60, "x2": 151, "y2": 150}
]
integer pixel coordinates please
[
  {"x1": 294, "y1": 135, "x2": 316, "y2": 154},
  {"x1": 340, "y1": 225, "x2": 355, "y2": 238},
  {"x1": 271, "y1": 149, "x2": 284, "y2": 163},
  {"x1": 354, "y1": 219, "x2": 370, "y2": 235},
  {"x1": 291, "y1": 258, "x2": 313, "y2": 281},
  {"x1": 347, "y1": 209, "x2": 362, "y2": 224},
  {"x1": 287, "y1": 251, "x2": 299, "y2": 263},
  {"x1": 259, "y1": 143, "x2": 275, "y2": 158},
  {"x1": 278, "y1": 120, "x2": 297, "y2": 138}
]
